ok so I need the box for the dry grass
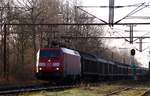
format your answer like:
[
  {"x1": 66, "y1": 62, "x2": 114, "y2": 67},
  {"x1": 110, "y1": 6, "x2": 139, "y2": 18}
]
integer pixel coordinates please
[
  {"x1": 20, "y1": 80, "x2": 150, "y2": 96},
  {"x1": 20, "y1": 82, "x2": 126, "y2": 96}
]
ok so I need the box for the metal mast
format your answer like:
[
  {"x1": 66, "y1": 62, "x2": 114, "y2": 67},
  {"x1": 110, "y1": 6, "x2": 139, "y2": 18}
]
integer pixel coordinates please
[{"x1": 109, "y1": 0, "x2": 115, "y2": 27}]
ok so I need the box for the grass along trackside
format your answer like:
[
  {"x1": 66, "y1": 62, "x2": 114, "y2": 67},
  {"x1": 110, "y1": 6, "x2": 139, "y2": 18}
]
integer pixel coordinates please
[{"x1": 20, "y1": 81, "x2": 150, "y2": 96}]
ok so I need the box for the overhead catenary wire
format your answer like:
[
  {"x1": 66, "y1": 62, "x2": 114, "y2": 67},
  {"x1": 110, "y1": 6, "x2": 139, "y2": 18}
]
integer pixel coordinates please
[
  {"x1": 126, "y1": 16, "x2": 150, "y2": 19},
  {"x1": 114, "y1": 2, "x2": 146, "y2": 24},
  {"x1": 76, "y1": 3, "x2": 149, "y2": 8},
  {"x1": 76, "y1": 6, "x2": 108, "y2": 24}
]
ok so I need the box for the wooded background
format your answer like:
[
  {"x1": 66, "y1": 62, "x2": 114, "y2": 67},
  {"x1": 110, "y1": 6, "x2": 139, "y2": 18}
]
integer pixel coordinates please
[{"x1": 0, "y1": 0, "x2": 139, "y2": 80}]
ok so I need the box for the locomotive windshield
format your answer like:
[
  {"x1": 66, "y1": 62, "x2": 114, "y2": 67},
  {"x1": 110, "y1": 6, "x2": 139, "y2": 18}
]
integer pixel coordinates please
[{"x1": 40, "y1": 50, "x2": 61, "y2": 58}]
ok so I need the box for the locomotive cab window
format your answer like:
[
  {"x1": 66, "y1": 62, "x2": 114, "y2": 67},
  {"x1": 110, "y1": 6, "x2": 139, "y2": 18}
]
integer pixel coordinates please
[{"x1": 40, "y1": 50, "x2": 61, "y2": 58}]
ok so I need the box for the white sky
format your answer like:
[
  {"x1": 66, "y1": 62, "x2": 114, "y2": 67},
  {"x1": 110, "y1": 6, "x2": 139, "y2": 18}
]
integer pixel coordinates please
[{"x1": 79, "y1": 0, "x2": 150, "y2": 67}]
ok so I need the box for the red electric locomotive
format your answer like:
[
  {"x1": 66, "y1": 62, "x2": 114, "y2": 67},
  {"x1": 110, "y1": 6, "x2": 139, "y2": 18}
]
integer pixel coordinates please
[
  {"x1": 36, "y1": 48, "x2": 81, "y2": 79},
  {"x1": 35, "y1": 47, "x2": 148, "y2": 81}
]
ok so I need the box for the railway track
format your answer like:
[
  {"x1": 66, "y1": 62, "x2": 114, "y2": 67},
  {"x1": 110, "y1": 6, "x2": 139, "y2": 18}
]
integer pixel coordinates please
[
  {"x1": 141, "y1": 88, "x2": 150, "y2": 96},
  {"x1": 104, "y1": 87, "x2": 133, "y2": 96},
  {"x1": 105, "y1": 86, "x2": 150, "y2": 96},
  {"x1": 0, "y1": 83, "x2": 77, "y2": 95},
  {"x1": 0, "y1": 81, "x2": 105, "y2": 95},
  {"x1": 0, "y1": 81, "x2": 149, "y2": 96}
]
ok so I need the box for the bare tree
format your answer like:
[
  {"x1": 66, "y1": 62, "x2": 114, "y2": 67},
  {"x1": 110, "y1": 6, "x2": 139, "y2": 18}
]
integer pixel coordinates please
[{"x1": 0, "y1": 0, "x2": 141, "y2": 80}]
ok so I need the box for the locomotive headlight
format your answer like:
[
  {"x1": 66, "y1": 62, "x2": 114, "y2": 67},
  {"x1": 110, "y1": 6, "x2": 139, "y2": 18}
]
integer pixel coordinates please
[
  {"x1": 52, "y1": 63, "x2": 60, "y2": 67},
  {"x1": 39, "y1": 67, "x2": 42, "y2": 70},
  {"x1": 48, "y1": 59, "x2": 51, "y2": 62},
  {"x1": 56, "y1": 68, "x2": 59, "y2": 70}
]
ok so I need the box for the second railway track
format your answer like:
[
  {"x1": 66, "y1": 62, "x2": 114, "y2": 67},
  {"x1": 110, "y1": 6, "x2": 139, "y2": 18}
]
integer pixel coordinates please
[
  {"x1": 141, "y1": 88, "x2": 150, "y2": 96},
  {"x1": 104, "y1": 87, "x2": 133, "y2": 96},
  {"x1": 0, "y1": 83, "x2": 78, "y2": 95}
]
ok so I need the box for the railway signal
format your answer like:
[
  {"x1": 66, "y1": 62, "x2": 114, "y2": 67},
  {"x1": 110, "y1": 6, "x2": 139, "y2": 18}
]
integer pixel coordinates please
[
  {"x1": 131, "y1": 49, "x2": 135, "y2": 56},
  {"x1": 130, "y1": 48, "x2": 136, "y2": 80}
]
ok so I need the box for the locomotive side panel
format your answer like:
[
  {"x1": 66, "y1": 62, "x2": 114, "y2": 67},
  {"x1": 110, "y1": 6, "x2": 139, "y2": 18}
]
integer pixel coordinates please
[
  {"x1": 62, "y1": 48, "x2": 81, "y2": 77},
  {"x1": 63, "y1": 53, "x2": 81, "y2": 76}
]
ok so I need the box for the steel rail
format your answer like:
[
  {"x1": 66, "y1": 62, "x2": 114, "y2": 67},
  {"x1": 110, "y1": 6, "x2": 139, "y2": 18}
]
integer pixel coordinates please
[
  {"x1": 104, "y1": 87, "x2": 133, "y2": 96},
  {"x1": 76, "y1": 3, "x2": 149, "y2": 8},
  {"x1": 141, "y1": 88, "x2": 150, "y2": 96}
]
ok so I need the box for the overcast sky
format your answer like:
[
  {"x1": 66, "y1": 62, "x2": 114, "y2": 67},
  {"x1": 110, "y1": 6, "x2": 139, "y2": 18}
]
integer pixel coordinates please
[{"x1": 79, "y1": 0, "x2": 150, "y2": 67}]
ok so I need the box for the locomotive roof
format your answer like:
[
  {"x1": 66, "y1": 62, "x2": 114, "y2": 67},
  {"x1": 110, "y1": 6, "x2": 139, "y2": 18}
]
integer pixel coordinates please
[
  {"x1": 61, "y1": 48, "x2": 80, "y2": 56},
  {"x1": 39, "y1": 48, "x2": 80, "y2": 56}
]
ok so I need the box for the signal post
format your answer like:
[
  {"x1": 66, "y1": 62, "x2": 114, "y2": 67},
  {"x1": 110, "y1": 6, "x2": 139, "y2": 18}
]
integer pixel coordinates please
[{"x1": 130, "y1": 49, "x2": 137, "y2": 80}]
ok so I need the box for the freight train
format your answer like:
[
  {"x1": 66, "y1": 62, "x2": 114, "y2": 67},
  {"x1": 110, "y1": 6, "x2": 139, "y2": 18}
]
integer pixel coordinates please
[{"x1": 35, "y1": 47, "x2": 148, "y2": 80}]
